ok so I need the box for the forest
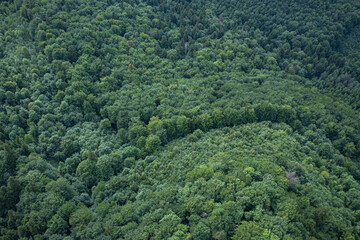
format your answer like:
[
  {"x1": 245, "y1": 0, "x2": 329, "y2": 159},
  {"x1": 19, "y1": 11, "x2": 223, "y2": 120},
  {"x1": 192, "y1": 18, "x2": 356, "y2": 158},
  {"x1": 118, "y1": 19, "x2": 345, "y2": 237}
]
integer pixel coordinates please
[{"x1": 1, "y1": 0, "x2": 360, "y2": 239}]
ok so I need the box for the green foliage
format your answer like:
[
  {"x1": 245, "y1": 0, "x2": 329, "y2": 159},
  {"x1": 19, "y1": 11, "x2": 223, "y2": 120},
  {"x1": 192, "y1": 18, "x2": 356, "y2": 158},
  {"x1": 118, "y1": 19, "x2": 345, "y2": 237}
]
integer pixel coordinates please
[
  {"x1": 76, "y1": 159, "x2": 96, "y2": 181},
  {"x1": 156, "y1": 212, "x2": 182, "y2": 239},
  {"x1": 99, "y1": 118, "x2": 112, "y2": 131},
  {"x1": 3, "y1": 144, "x2": 17, "y2": 175},
  {"x1": 145, "y1": 134, "x2": 162, "y2": 154},
  {"x1": 45, "y1": 178, "x2": 75, "y2": 201},
  {"x1": 0, "y1": 0, "x2": 360, "y2": 239},
  {"x1": 193, "y1": 222, "x2": 211, "y2": 240},
  {"x1": 48, "y1": 214, "x2": 69, "y2": 235},
  {"x1": 96, "y1": 155, "x2": 114, "y2": 181},
  {"x1": 187, "y1": 165, "x2": 214, "y2": 181},
  {"x1": 232, "y1": 221, "x2": 264, "y2": 240},
  {"x1": 69, "y1": 207, "x2": 93, "y2": 229}
]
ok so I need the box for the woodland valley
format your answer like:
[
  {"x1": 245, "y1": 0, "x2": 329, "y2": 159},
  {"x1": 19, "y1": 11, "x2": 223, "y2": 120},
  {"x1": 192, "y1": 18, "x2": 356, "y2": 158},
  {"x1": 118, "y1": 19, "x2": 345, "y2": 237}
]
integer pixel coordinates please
[{"x1": 1, "y1": 0, "x2": 360, "y2": 239}]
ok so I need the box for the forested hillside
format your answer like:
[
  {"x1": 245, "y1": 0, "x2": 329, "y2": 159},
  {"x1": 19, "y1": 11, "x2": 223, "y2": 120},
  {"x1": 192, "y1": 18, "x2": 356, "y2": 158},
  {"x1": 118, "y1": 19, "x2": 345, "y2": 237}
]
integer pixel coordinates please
[{"x1": 1, "y1": 0, "x2": 360, "y2": 239}]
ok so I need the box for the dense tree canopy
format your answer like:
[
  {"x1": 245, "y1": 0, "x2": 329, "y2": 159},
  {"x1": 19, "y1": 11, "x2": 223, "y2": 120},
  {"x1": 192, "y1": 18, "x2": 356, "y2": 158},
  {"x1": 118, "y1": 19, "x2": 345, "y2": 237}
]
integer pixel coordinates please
[{"x1": 0, "y1": 0, "x2": 360, "y2": 239}]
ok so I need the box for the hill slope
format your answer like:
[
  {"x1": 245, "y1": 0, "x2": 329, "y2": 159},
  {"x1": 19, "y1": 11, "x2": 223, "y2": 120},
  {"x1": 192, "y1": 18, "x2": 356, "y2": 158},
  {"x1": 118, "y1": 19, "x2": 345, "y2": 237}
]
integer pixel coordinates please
[{"x1": 0, "y1": 0, "x2": 360, "y2": 239}]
